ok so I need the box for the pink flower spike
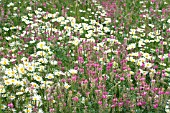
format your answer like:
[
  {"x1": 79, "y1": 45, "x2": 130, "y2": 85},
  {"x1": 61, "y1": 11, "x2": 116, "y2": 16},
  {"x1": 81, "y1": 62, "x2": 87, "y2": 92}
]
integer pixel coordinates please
[
  {"x1": 72, "y1": 96, "x2": 79, "y2": 102},
  {"x1": 8, "y1": 103, "x2": 14, "y2": 108},
  {"x1": 111, "y1": 104, "x2": 116, "y2": 108},
  {"x1": 120, "y1": 77, "x2": 125, "y2": 81},
  {"x1": 168, "y1": 53, "x2": 170, "y2": 58},
  {"x1": 98, "y1": 101, "x2": 102, "y2": 105},
  {"x1": 102, "y1": 95, "x2": 107, "y2": 99},
  {"x1": 153, "y1": 104, "x2": 158, "y2": 109}
]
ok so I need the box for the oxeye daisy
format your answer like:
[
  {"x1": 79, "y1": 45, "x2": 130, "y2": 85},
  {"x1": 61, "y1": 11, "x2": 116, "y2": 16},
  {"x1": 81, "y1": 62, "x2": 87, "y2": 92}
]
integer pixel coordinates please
[
  {"x1": 32, "y1": 95, "x2": 41, "y2": 101},
  {"x1": 37, "y1": 51, "x2": 46, "y2": 56},
  {"x1": 69, "y1": 69, "x2": 78, "y2": 75},
  {"x1": 45, "y1": 73, "x2": 54, "y2": 79},
  {"x1": 0, "y1": 58, "x2": 9, "y2": 65},
  {"x1": 26, "y1": 7, "x2": 32, "y2": 11},
  {"x1": 1, "y1": 104, "x2": 7, "y2": 110},
  {"x1": 9, "y1": 95, "x2": 15, "y2": 100},
  {"x1": 50, "y1": 60, "x2": 58, "y2": 65},
  {"x1": 127, "y1": 43, "x2": 136, "y2": 50},
  {"x1": 38, "y1": 65, "x2": 45, "y2": 72},
  {"x1": 145, "y1": 62, "x2": 152, "y2": 68},
  {"x1": 0, "y1": 85, "x2": 5, "y2": 93},
  {"x1": 26, "y1": 65, "x2": 35, "y2": 72},
  {"x1": 9, "y1": 78, "x2": 17, "y2": 85},
  {"x1": 16, "y1": 92, "x2": 24, "y2": 95},
  {"x1": 64, "y1": 82, "x2": 70, "y2": 89},
  {"x1": 23, "y1": 108, "x2": 32, "y2": 113},
  {"x1": 129, "y1": 29, "x2": 136, "y2": 35},
  {"x1": 18, "y1": 66, "x2": 26, "y2": 74},
  {"x1": 4, "y1": 79, "x2": 12, "y2": 85},
  {"x1": 34, "y1": 75, "x2": 43, "y2": 82},
  {"x1": 30, "y1": 82, "x2": 39, "y2": 89},
  {"x1": 38, "y1": 58, "x2": 48, "y2": 64},
  {"x1": 37, "y1": 42, "x2": 46, "y2": 49},
  {"x1": 143, "y1": 53, "x2": 151, "y2": 60}
]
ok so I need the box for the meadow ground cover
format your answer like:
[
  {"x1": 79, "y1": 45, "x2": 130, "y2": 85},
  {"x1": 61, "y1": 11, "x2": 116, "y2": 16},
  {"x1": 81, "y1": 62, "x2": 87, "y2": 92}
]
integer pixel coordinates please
[{"x1": 0, "y1": 0, "x2": 170, "y2": 112}]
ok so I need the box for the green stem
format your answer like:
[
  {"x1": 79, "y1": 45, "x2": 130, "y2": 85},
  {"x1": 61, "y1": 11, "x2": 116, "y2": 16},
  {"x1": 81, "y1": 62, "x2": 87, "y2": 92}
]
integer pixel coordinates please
[{"x1": 0, "y1": 94, "x2": 2, "y2": 113}]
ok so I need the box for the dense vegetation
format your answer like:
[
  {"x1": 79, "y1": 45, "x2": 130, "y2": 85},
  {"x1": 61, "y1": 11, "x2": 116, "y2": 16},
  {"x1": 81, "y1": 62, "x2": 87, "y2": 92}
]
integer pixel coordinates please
[{"x1": 0, "y1": 0, "x2": 170, "y2": 112}]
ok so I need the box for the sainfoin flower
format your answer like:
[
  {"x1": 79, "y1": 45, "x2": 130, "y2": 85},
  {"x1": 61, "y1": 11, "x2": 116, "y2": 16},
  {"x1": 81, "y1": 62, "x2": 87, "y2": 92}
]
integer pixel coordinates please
[
  {"x1": 8, "y1": 103, "x2": 14, "y2": 108},
  {"x1": 72, "y1": 96, "x2": 79, "y2": 102}
]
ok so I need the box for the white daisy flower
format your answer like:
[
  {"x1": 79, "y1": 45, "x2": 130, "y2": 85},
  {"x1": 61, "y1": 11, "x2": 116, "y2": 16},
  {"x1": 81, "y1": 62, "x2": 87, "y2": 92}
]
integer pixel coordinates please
[{"x1": 37, "y1": 42, "x2": 46, "y2": 49}]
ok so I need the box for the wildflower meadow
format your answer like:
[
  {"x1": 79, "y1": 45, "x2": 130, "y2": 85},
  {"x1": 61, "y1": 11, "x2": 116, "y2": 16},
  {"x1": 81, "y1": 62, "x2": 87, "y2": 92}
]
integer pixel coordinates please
[{"x1": 0, "y1": 0, "x2": 170, "y2": 112}]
